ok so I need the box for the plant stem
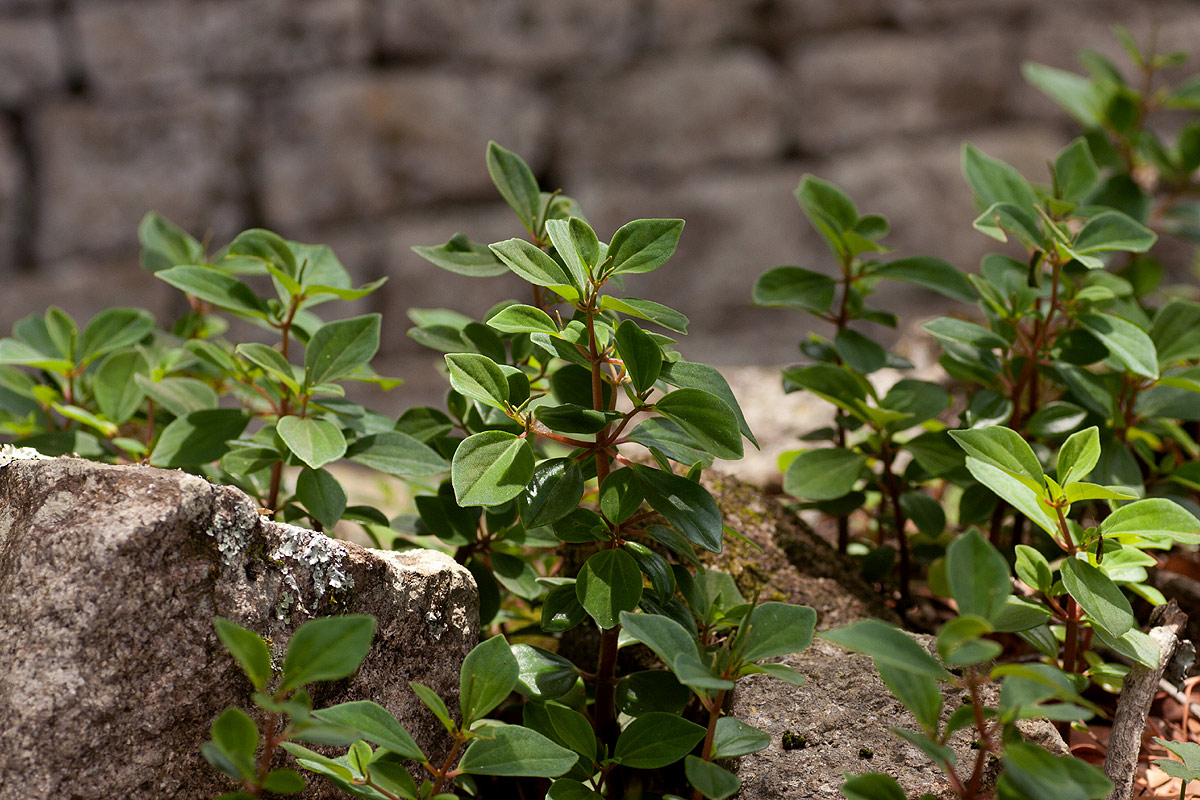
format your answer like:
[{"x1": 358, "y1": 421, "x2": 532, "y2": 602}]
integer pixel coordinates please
[
  {"x1": 428, "y1": 735, "x2": 464, "y2": 796},
  {"x1": 690, "y1": 688, "x2": 729, "y2": 800},
  {"x1": 266, "y1": 461, "x2": 283, "y2": 516},
  {"x1": 835, "y1": 421, "x2": 850, "y2": 553},
  {"x1": 879, "y1": 440, "x2": 912, "y2": 610}
]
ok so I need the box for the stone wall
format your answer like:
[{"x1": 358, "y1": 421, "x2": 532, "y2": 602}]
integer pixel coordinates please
[{"x1": 2, "y1": 0, "x2": 1198, "y2": 408}]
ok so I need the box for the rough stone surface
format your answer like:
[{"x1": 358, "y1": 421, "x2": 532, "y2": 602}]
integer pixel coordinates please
[
  {"x1": 731, "y1": 636, "x2": 1066, "y2": 800},
  {"x1": 33, "y1": 91, "x2": 250, "y2": 262},
  {"x1": 0, "y1": 455, "x2": 478, "y2": 800},
  {"x1": 700, "y1": 470, "x2": 900, "y2": 629},
  {"x1": 260, "y1": 71, "x2": 550, "y2": 231}
]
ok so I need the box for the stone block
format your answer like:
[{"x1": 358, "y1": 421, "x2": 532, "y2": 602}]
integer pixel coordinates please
[
  {"x1": 379, "y1": 0, "x2": 641, "y2": 71},
  {"x1": 558, "y1": 51, "x2": 785, "y2": 180},
  {"x1": 785, "y1": 26, "x2": 1012, "y2": 154},
  {"x1": 0, "y1": 14, "x2": 63, "y2": 106},
  {"x1": 75, "y1": 0, "x2": 369, "y2": 91},
  {"x1": 730, "y1": 637, "x2": 1065, "y2": 799},
  {"x1": 259, "y1": 71, "x2": 550, "y2": 230},
  {"x1": 0, "y1": 453, "x2": 477, "y2": 799},
  {"x1": 32, "y1": 91, "x2": 250, "y2": 262}
]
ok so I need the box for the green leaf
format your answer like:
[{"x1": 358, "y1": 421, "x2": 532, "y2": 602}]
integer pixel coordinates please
[
  {"x1": 1060, "y1": 557, "x2": 1134, "y2": 638},
  {"x1": 452, "y1": 430, "x2": 535, "y2": 507},
  {"x1": 486, "y1": 141, "x2": 541, "y2": 232},
  {"x1": 1021, "y1": 63, "x2": 1103, "y2": 127},
  {"x1": 613, "y1": 713, "x2": 705, "y2": 769},
  {"x1": 214, "y1": 618, "x2": 272, "y2": 692},
  {"x1": 458, "y1": 725, "x2": 577, "y2": 778},
  {"x1": 606, "y1": 219, "x2": 684, "y2": 276},
  {"x1": 512, "y1": 645, "x2": 579, "y2": 701},
  {"x1": 1057, "y1": 426, "x2": 1100, "y2": 487},
  {"x1": 237, "y1": 343, "x2": 300, "y2": 393},
  {"x1": 296, "y1": 468, "x2": 347, "y2": 529},
  {"x1": 968, "y1": 459, "x2": 1059, "y2": 536},
  {"x1": 1026, "y1": 402, "x2": 1087, "y2": 438},
  {"x1": 1152, "y1": 299, "x2": 1200, "y2": 364},
  {"x1": 752, "y1": 266, "x2": 837, "y2": 313},
  {"x1": 149, "y1": 409, "x2": 249, "y2": 467},
  {"x1": 878, "y1": 662, "x2": 944, "y2": 732},
  {"x1": 137, "y1": 375, "x2": 220, "y2": 416},
  {"x1": 575, "y1": 549, "x2": 643, "y2": 630},
  {"x1": 1053, "y1": 137, "x2": 1101, "y2": 203},
  {"x1": 615, "y1": 320, "x2": 663, "y2": 394},
  {"x1": 783, "y1": 448, "x2": 866, "y2": 501},
  {"x1": 871, "y1": 257, "x2": 975, "y2": 303},
  {"x1": 547, "y1": 779, "x2": 604, "y2": 800},
  {"x1": 1002, "y1": 741, "x2": 1112, "y2": 800},
  {"x1": 1014, "y1": 545, "x2": 1053, "y2": 593},
  {"x1": 963, "y1": 142, "x2": 1039, "y2": 210},
  {"x1": 655, "y1": 388, "x2": 743, "y2": 460},
  {"x1": 922, "y1": 317, "x2": 1008, "y2": 350},
  {"x1": 262, "y1": 769, "x2": 305, "y2": 795},
  {"x1": 710, "y1": 717, "x2": 771, "y2": 759},
  {"x1": 632, "y1": 465, "x2": 723, "y2": 553},
  {"x1": 840, "y1": 773, "x2": 907, "y2": 800},
  {"x1": 490, "y1": 238, "x2": 573, "y2": 288},
  {"x1": 411, "y1": 233, "x2": 508, "y2": 278},
  {"x1": 659, "y1": 359, "x2": 756, "y2": 447},
  {"x1": 972, "y1": 202, "x2": 1044, "y2": 248},
  {"x1": 280, "y1": 615, "x2": 375, "y2": 692},
  {"x1": 345, "y1": 431, "x2": 449, "y2": 477},
  {"x1": 211, "y1": 707, "x2": 258, "y2": 778},
  {"x1": 1078, "y1": 313, "x2": 1158, "y2": 379},
  {"x1": 460, "y1": 634, "x2": 519, "y2": 725},
  {"x1": 0, "y1": 338, "x2": 72, "y2": 371},
  {"x1": 78, "y1": 308, "x2": 155, "y2": 365},
  {"x1": 520, "y1": 458, "x2": 585, "y2": 528},
  {"x1": 138, "y1": 211, "x2": 204, "y2": 271},
  {"x1": 156, "y1": 266, "x2": 267, "y2": 316},
  {"x1": 1072, "y1": 210, "x2": 1156, "y2": 254},
  {"x1": 684, "y1": 755, "x2": 740, "y2": 800},
  {"x1": 820, "y1": 620, "x2": 951, "y2": 680},
  {"x1": 228, "y1": 228, "x2": 298, "y2": 276},
  {"x1": 833, "y1": 328, "x2": 887, "y2": 374},
  {"x1": 305, "y1": 314, "x2": 381, "y2": 388},
  {"x1": 738, "y1": 602, "x2": 816, "y2": 663},
  {"x1": 277, "y1": 415, "x2": 347, "y2": 470},
  {"x1": 542, "y1": 584, "x2": 587, "y2": 632},
  {"x1": 616, "y1": 670, "x2": 691, "y2": 716},
  {"x1": 487, "y1": 304, "x2": 559, "y2": 335},
  {"x1": 535, "y1": 701, "x2": 597, "y2": 762},
  {"x1": 1100, "y1": 498, "x2": 1200, "y2": 544},
  {"x1": 599, "y1": 468, "x2": 644, "y2": 524},
  {"x1": 946, "y1": 528, "x2": 1011, "y2": 621},
  {"x1": 312, "y1": 701, "x2": 425, "y2": 761},
  {"x1": 409, "y1": 680, "x2": 455, "y2": 733},
  {"x1": 949, "y1": 426, "x2": 1044, "y2": 489},
  {"x1": 546, "y1": 217, "x2": 599, "y2": 289},
  {"x1": 93, "y1": 349, "x2": 149, "y2": 424},
  {"x1": 600, "y1": 295, "x2": 690, "y2": 334},
  {"x1": 445, "y1": 353, "x2": 511, "y2": 411},
  {"x1": 618, "y1": 611, "x2": 701, "y2": 681}
]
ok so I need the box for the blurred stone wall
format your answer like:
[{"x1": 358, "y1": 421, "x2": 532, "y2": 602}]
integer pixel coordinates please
[{"x1": 1, "y1": 0, "x2": 1198, "y2": 407}]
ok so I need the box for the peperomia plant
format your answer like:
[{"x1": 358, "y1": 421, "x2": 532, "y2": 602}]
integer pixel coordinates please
[
  {"x1": 0, "y1": 216, "x2": 449, "y2": 534},
  {"x1": 395, "y1": 141, "x2": 814, "y2": 799},
  {"x1": 752, "y1": 177, "x2": 966, "y2": 607},
  {"x1": 205, "y1": 615, "x2": 578, "y2": 800},
  {"x1": 826, "y1": 530, "x2": 1112, "y2": 800}
]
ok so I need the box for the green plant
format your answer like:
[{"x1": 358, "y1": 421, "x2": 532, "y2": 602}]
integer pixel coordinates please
[
  {"x1": 0, "y1": 217, "x2": 447, "y2": 534},
  {"x1": 1153, "y1": 738, "x2": 1200, "y2": 800},
  {"x1": 398, "y1": 141, "x2": 814, "y2": 799},
  {"x1": 204, "y1": 615, "x2": 577, "y2": 799},
  {"x1": 825, "y1": 530, "x2": 1111, "y2": 800}
]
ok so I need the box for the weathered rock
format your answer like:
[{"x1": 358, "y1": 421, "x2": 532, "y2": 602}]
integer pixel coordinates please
[
  {"x1": 701, "y1": 470, "x2": 899, "y2": 628},
  {"x1": 0, "y1": 453, "x2": 477, "y2": 800},
  {"x1": 731, "y1": 636, "x2": 1066, "y2": 799}
]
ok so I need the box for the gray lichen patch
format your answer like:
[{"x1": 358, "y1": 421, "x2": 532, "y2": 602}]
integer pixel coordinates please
[
  {"x1": 268, "y1": 522, "x2": 355, "y2": 620},
  {"x1": 0, "y1": 444, "x2": 53, "y2": 467}
]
